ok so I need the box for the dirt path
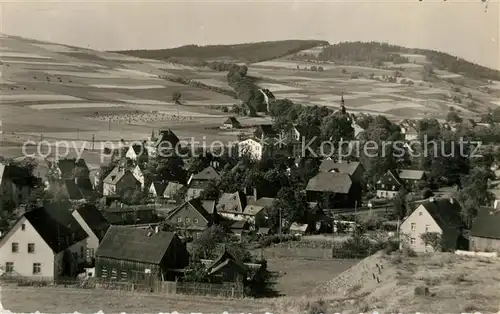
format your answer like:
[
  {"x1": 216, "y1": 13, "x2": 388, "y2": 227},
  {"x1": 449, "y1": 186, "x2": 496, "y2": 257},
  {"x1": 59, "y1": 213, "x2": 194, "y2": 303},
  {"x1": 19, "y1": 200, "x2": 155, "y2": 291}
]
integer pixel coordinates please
[{"x1": 1, "y1": 286, "x2": 275, "y2": 314}]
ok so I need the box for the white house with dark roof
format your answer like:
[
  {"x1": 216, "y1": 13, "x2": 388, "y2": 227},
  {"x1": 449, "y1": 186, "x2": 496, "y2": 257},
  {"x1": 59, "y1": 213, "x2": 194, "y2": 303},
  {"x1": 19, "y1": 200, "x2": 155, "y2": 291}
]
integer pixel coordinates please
[
  {"x1": 319, "y1": 160, "x2": 365, "y2": 183},
  {"x1": 0, "y1": 162, "x2": 37, "y2": 207},
  {"x1": 186, "y1": 166, "x2": 220, "y2": 201},
  {"x1": 399, "y1": 197, "x2": 464, "y2": 252},
  {"x1": 305, "y1": 172, "x2": 362, "y2": 208},
  {"x1": 102, "y1": 167, "x2": 141, "y2": 197},
  {"x1": 0, "y1": 204, "x2": 88, "y2": 280},
  {"x1": 399, "y1": 119, "x2": 419, "y2": 142}
]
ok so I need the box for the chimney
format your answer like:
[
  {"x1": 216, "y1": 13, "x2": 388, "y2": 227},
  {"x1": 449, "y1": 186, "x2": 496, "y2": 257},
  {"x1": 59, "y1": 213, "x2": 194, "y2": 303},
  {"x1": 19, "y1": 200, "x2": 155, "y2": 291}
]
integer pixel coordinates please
[
  {"x1": 429, "y1": 197, "x2": 435, "y2": 202},
  {"x1": 155, "y1": 225, "x2": 159, "y2": 233},
  {"x1": 449, "y1": 197, "x2": 454, "y2": 204},
  {"x1": 253, "y1": 187, "x2": 258, "y2": 200},
  {"x1": 494, "y1": 199, "x2": 500, "y2": 210}
]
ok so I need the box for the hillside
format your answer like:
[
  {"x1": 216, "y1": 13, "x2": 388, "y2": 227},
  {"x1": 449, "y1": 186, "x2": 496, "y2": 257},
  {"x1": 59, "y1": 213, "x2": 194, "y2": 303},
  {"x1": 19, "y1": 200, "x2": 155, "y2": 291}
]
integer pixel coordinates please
[
  {"x1": 273, "y1": 251, "x2": 500, "y2": 314},
  {"x1": 111, "y1": 40, "x2": 329, "y2": 64},
  {"x1": 304, "y1": 41, "x2": 500, "y2": 82}
]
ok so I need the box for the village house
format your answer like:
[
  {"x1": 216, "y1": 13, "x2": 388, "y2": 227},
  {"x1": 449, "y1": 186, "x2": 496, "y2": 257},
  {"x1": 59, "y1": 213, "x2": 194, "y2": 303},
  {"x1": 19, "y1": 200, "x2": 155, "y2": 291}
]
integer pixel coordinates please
[
  {"x1": 399, "y1": 197, "x2": 464, "y2": 253},
  {"x1": 305, "y1": 172, "x2": 362, "y2": 209},
  {"x1": 216, "y1": 191, "x2": 248, "y2": 221},
  {"x1": 199, "y1": 250, "x2": 253, "y2": 285},
  {"x1": 101, "y1": 205, "x2": 158, "y2": 226},
  {"x1": 376, "y1": 169, "x2": 426, "y2": 199},
  {"x1": 150, "y1": 129, "x2": 180, "y2": 157},
  {"x1": 319, "y1": 160, "x2": 365, "y2": 184},
  {"x1": 47, "y1": 158, "x2": 90, "y2": 181},
  {"x1": 470, "y1": 202, "x2": 500, "y2": 252},
  {"x1": 125, "y1": 143, "x2": 148, "y2": 161},
  {"x1": 0, "y1": 162, "x2": 37, "y2": 207},
  {"x1": 186, "y1": 166, "x2": 220, "y2": 201},
  {"x1": 253, "y1": 124, "x2": 279, "y2": 142},
  {"x1": 149, "y1": 181, "x2": 168, "y2": 198},
  {"x1": 220, "y1": 117, "x2": 242, "y2": 130},
  {"x1": 242, "y1": 197, "x2": 274, "y2": 227},
  {"x1": 165, "y1": 198, "x2": 216, "y2": 238},
  {"x1": 238, "y1": 138, "x2": 266, "y2": 161},
  {"x1": 102, "y1": 167, "x2": 141, "y2": 197},
  {"x1": 62, "y1": 177, "x2": 94, "y2": 201},
  {"x1": 0, "y1": 204, "x2": 88, "y2": 280},
  {"x1": 71, "y1": 204, "x2": 110, "y2": 263},
  {"x1": 399, "y1": 119, "x2": 419, "y2": 142},
  {"x1": 95, "y1": 226, "x2": 189, "y2": 282},
  {"x1": 163, "y1": 181, "x2": 186, "y2": 201}
]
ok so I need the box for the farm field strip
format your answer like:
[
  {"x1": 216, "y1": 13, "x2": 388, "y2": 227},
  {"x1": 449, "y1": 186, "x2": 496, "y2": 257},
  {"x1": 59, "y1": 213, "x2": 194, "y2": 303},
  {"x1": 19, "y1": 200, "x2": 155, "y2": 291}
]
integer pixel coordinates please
[
  {"x1": 0, "y1": 51, "x2": 52, "y2": 59},
  {"x1": 29, "y1": 102, "x2": 125, "y2": 110},
  {"x1": 0, "y1": 94, "x2": 84, "y2": 102},
  {"x1": 44, "y1": 70, "x2": 123, "y2": 78},
  {"x1": 117, "y1": 98, "x2": 172, "y2": 105},
  {"x1": 31, "y1": 43, "x2": 79, "y2": 53},
  {"x1": 259, "y1": 82, "x2": 301, "y2": 91},
  {"x1": 89, "y1": 84, "x2": 167, "y2": 89},
  {"x1": 358, "y1": 101, "x2": 425, "y2": 111}
]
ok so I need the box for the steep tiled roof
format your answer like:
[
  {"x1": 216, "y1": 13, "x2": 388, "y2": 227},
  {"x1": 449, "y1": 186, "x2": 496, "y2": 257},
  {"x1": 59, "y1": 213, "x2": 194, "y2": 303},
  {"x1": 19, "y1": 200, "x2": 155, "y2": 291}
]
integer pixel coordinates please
[
  {"x1": 419, "y1": 198, "x2": 463, "y2": 229},
  {"x1": 190, "y1": 166, "x2": 220, "y2": 182},
  {"x1": 319, "y1": 160, "x2": 362, "y2": 175},
  {"x1": 306, "y1": 172, "x2": 352, "y2": 193},
  {"x1": 470, "y1": 207, "x2": 500, "y2": 240},
  {"x1": 151, "y1": 181, "x2": 168, "y2": 196},
  {"x1": 399, "y1": 170, "x2": 425, "y2": 181},
  {"x1": 96, "y1": 226, "x2": 176, "y2": 264},
  {"x1": 166, "y1": 198, "x2": 213, "y2": 223},
  {"x1": 72, "y1": 204, "x2": 110, "y2": 241},
  {"x1": 24, "y1": 204, "x2": 88, "y2": 253},
  {"x1": 217, "y1": 191, "x2": 247, "y2": 214}
]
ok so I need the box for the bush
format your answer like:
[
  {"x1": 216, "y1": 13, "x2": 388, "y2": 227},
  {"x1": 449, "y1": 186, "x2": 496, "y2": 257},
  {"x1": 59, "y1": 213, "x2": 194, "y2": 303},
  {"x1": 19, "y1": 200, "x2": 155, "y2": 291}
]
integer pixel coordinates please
[
  {"x1": 258, "y1": 234, "x2": 299, "y2": 247},
  {"x1": 383, "y1": 239, "x2": 400, "y2": 254},
  {"x1": 304, "y1": 299, "x2": 328, "y2": 314},
  {"x1": 414, "y1": 286, "x2": 431, "y2": 297},
  {"x1": 402, "y1": 246, "x2": 417, "y2": 257}
]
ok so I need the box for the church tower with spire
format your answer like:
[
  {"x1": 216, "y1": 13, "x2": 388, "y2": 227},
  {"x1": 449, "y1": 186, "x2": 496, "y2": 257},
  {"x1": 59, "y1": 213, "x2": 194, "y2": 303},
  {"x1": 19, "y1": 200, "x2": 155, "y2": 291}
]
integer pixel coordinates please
[{"x1": 340, "y1": 93, "x2": 346, "y2": 115}]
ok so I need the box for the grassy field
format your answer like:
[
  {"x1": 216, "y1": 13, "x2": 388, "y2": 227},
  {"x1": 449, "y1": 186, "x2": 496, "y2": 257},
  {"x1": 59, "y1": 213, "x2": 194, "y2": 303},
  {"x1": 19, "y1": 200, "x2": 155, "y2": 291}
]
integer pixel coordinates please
[{"x1": 0, "y1": 286, "x2": 274, "y2": 314}]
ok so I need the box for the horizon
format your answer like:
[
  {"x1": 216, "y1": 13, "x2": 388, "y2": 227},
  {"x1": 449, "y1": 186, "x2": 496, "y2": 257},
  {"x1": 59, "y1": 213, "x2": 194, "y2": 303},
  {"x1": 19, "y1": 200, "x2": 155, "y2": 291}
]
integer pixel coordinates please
[{"x1": 1, "y1": 0, "x2": 499, "y2": 70}]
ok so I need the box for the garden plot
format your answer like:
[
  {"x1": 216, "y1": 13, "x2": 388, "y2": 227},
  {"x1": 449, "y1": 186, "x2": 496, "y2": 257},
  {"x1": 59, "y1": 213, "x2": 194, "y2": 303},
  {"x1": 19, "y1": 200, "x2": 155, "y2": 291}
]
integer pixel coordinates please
[
  {"x1": 259, "y1": 83, "x2": 301, "y2": 92},
  {"x1": 415, "y1": 88, "x2": 446, "y2": 95},
  {"x1": 372, "y1": 87, "x2": 405, "y2": 93},
  {"x1": 194, "y1": 78, "x2": 231, "y2": 89},
  {"x1": 105, "y1": 68, "x2": 157, "y2": 78},
  {"x1": 29, "y1": 102, "x2": 125, "y2": 110},
  {"x1": 358, "y1": 101, "x2": 424, "y2": 112},
  {"x1": 0, "y1": 52, "x2": 52, "y2": 59},
  {"x1": 160, "y1": 63, "x2": 196, "y2": 71},
  {"x1": 0, "y1": 94, "x2": 83, "y2": 103},
  {"x1": 90, "y1": 84, "x2": 167, "y2": 89},
  {"x1": 318, "y1": 93, "x2": 367, "y2": 101}
]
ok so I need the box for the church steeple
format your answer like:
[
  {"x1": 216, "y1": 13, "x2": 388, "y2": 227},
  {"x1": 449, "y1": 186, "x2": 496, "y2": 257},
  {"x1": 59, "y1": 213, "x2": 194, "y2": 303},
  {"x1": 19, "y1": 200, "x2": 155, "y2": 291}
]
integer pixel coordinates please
[{"x1": 340, "y1": 93, "x2": 346, "y2": 115}]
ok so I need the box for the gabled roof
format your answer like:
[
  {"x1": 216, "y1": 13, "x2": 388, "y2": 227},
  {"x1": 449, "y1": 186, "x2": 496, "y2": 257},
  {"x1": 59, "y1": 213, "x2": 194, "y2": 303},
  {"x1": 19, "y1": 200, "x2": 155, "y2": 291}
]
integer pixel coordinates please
[
  {"x1": 244, "y1": 197, "x2": 275, "y2": 216},
  {"x1": 217, "y1": 191, "x2": 247, "y2": 214},
  {"x1": 23, "y1": 204, "x2": 88, "y2": 253},
  {"x1": 166, "y1": 198, "x2": 212, "y2": 223},
  {"x1": 72, "y1": 204, "x2": 110, "y2": 241},
  {"x1": 399, "y1": 169, "x2": 426, "y2": 181},
  {"x1": 151, "y1": 181, "x2": 168, "y2": 196},
  {"x1": 223, "y1": 117, "x2": 241, "y2": 126},
  {"x1": 205, "y1": 250, "x2": 248, "y2": 276},
  {"x1": 417, "y1": 198, "x2": 463, "y2": 229},
  {"x1": 202, "y1": 200, "x2": 216, "y2": 214},
  {"x1": 0, "y1": 163, "x2": 37, "y2": 187},
  {"x1": 63, "y1": 178, "x2": 94, "y2": 200},
  {"x1": 319, "y1": 160, "x2": 363, "y2": 175},
  {"x1": 155, "y1": 129, "x2": 180, "y2": 148},
  {"x1": 254, "y1": 124, "x2": 278, "y2": 138},
  {"x1": 103, "y1": 168, "x2": 137, "y2": 186},
  {"x1": 378, "y1": 170, "x2": 404, "y2": 186},
  {"x1": 129, "y1": 144, "x2": 147, "y2": 156},
  {"x1": 306, "y1": 172, "x2": 352, "y2": 194},
  {"x1": 190, "y1": 166, "x2": 220, "y2": 182},
  {"x1": 55, "y1": 158, "x2": 89, "y2": 179},
  {"x1": 96, "y1": 225, "x2": 176, "y2": 264},
  {"x1": 470, "y1": 207, "x2": 500, "y2": 240}
]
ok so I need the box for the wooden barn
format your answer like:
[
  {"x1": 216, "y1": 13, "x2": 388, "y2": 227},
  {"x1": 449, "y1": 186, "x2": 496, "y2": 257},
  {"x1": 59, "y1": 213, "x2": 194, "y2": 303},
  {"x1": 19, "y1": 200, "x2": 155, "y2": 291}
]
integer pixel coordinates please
[{"x1": 95, "y1": 225, "x2": 189, "y2": 282}]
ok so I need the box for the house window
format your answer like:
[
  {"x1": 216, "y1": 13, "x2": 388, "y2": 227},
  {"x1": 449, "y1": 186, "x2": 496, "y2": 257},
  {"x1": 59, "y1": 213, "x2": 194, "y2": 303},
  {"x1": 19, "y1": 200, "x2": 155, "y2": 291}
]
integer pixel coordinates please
[
  {"x1": 21, "y1": 224, "x2": 26, "y2": 231},
  {"x1": 177, "y1": 217, "x2": 182, "y2": 223},
  {"x1": 28, "y1": 243, "x2": 35, "y2": 253},
  {"x1": 80, "y1": 246, "x2": 84, "y2": 257},
  {"x1": 111, "y1": 269, "x2": 117, "y2": 280},
  {"x1": 410, "y1": 223, "x2": 416, "y2": 231},
  {"x1": 410, "y1": 238, "x2": 416, "y2": 245},
  {"x1": 381, "y1": 184, "x2": 385, "y2": 189},
  {"x1": 185, "y1": 217, "x2": 191, "y2": 224},
  {"x1": 11, "y1": 243, "x2": 19, "y2": 253},
  {"x1": 419, "y1": 211, "x2": 422, "y2": 216},
  {"x1": 425, "y1": 225, "x2": 429, "y2": 232},
  {"x1": 5, "y1": 262, "x2": 14, "y2": 273},
  {"x1": 32, "y1": 263, "x2": 41, "y2": 274},
  {"x1": 101, "y1": 267, "x2": 108, "y2": 278},
  {"x1": 193, "y1": 218, "x2": 199, "y2": 224},
  {"x1": 120, "y1": 270, "x2": 128, "y2": 281}
]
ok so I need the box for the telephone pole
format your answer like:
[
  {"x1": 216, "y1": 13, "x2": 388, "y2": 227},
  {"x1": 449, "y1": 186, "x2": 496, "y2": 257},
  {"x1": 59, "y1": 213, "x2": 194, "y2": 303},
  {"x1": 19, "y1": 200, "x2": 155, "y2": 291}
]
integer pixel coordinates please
[{"x1": 91, "y1": 133, "x2": 95, "y2": 150}]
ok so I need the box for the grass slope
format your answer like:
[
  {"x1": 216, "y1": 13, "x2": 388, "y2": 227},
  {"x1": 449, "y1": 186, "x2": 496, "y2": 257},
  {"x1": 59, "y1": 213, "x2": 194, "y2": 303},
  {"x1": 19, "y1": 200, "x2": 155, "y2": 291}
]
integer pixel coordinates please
[
  {"x1": 275, "y1": 251, "x2": 500, "y2": 314},
  {"x1": 111, "y1": 40, "x2": 329, "y2": 64}
]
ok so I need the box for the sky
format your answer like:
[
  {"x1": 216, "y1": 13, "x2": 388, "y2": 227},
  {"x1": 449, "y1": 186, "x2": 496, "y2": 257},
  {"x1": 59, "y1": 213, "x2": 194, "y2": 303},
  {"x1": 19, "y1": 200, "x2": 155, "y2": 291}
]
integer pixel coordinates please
[{"x1": 1, "y1": 0, "x2": 499, "y2": 70}]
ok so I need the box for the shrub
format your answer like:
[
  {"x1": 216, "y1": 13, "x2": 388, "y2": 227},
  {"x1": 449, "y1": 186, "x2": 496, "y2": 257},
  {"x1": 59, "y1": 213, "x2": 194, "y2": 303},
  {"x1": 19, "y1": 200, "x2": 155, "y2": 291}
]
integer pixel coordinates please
[
  {"x1": 304, "y1": 299, "x2": 328, "y2": 314},
  {"x1": 414, "y1": 286, "x2": 431, "y2": 296},
  {"x1": 383, "y1": 239, "x2": 400, "y2": 254},
  {"x1": 402, "y1": 246, "x2": 417, "y2": 257}
]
